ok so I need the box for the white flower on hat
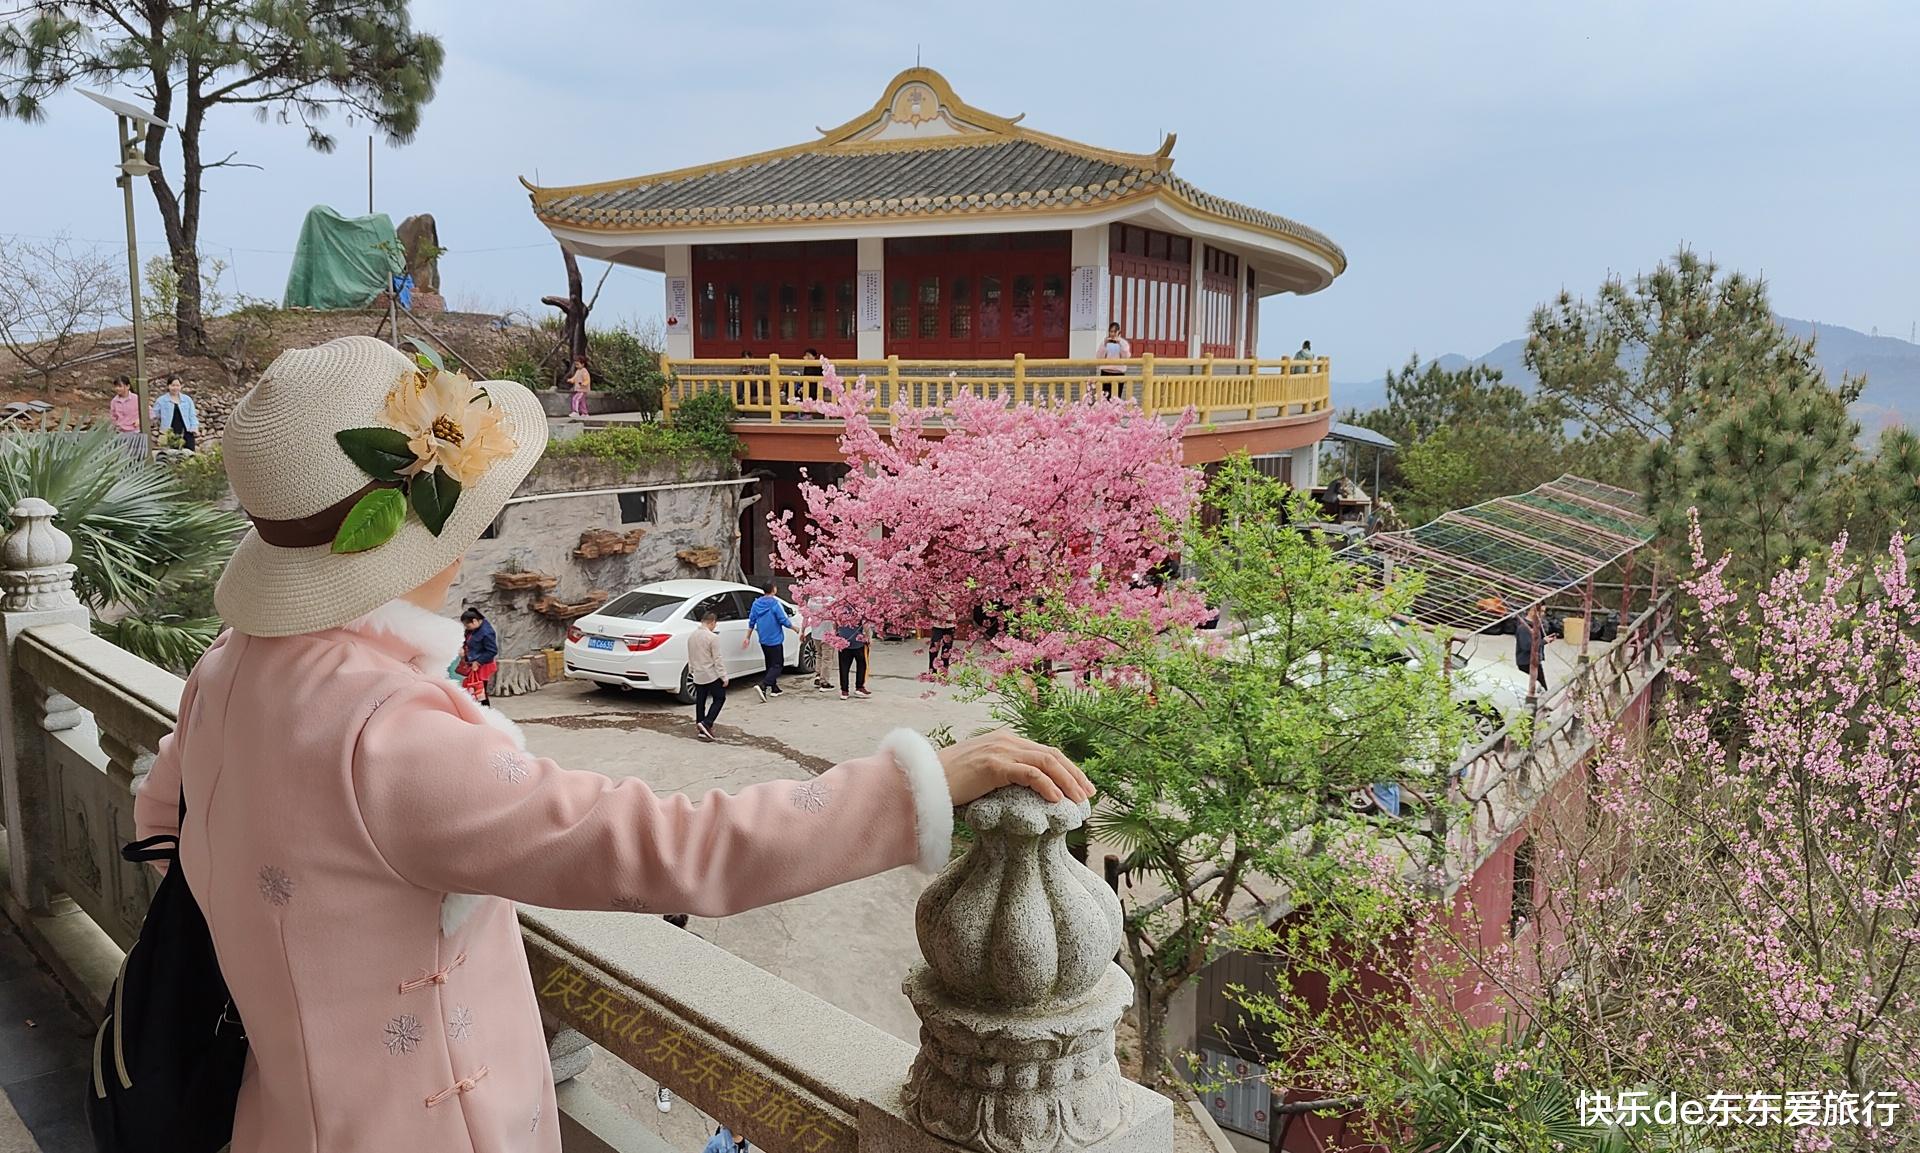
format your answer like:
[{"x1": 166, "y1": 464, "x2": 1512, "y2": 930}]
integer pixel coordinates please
[
  {"x1": 328, "y1": 349, "x2": 519, "y2": 554},
  {"x1": 382, "y1": 366, "x2": 519, "y2": 486}
]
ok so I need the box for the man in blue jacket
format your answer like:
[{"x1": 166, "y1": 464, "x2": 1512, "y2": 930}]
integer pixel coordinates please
[{"x1": 743, "y1": 580, "x2": 798, "y2": 701}]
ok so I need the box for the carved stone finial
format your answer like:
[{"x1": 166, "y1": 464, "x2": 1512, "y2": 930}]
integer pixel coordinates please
[
  {"x1": 903, "y1": 787, "x2": 1134, "y2": 1153},
  {"x1": 2, "y1": 499, "x2": 80, "y2": 612}
]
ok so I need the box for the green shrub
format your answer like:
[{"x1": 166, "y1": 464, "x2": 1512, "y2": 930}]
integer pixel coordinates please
[
  {"x1": 544, "y1": 423, "x2": 735, "y2": 469},
  {"x1": 168, "y1": 444, "x2": 229, "y2": 504},
  {"x1": 586, "y1": 326, "x2": 666, "y2": 409},
  {"x1": 497, "y1": 342, "x2": 551, "y2": 390},
  {"x1": 669, "y1": 389, "x2": 741, "y2": 456}
]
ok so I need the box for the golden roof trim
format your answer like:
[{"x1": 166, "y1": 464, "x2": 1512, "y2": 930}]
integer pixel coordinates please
[
  {"x1": 534, "y1": 182, "x2": 1346, "y2": 274},
  {"x1": 521, "y1": 68, "x2": 1169, "y2": 207}
]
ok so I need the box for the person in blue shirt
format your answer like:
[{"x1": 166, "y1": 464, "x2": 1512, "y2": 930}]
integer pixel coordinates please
[
  {"x1": 742, "y1": 580, "x2": 797, "y2": 701},
  {"x1": 149, "y1": 373, "x2": 200, "y2": 451},
  {"x1": 703, "y1": 1126, "x2": 748, "y2": 1153}
]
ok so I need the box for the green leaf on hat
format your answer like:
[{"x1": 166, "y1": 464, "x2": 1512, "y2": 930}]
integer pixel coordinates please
[
  {"x1": 335, "y1": 427, "x2": 416, "y2": 482},
  {"x1": 403, "y1": 338, "x2": 444, "y2": 372},
  {"x1": 331, "y1": 488, "x2": 407, "y2": 554},
  {"x1": 409, "y1": 467, "x2": 461, "y2": 536}
]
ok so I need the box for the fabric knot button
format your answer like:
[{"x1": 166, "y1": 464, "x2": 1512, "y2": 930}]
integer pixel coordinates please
[
  {"x1": 424, "y1": 1064, "x2": 491, "y2": 1108},
  {"x1": 399, "y1": 950, "x2": 468, "y2": 994}
]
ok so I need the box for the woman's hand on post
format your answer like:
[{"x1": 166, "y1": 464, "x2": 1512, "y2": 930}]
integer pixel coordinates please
[{"x1": 938, "y1": 731, "x2": 1094, "y2": 807}]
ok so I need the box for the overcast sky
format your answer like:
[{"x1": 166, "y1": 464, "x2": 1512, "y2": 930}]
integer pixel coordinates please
[{"x1": 4, "y1": 0, "x2": 1916, "y2": 381}]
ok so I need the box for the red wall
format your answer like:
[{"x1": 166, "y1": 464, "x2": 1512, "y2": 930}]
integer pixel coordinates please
[{"x1": 1265, "y1": 674, "x2": 1662, "y2": 1152}]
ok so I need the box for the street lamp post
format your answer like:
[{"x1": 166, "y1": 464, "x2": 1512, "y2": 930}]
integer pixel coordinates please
[{"x1": 78, "y1": 89, "x2": 171, "y2": 435}]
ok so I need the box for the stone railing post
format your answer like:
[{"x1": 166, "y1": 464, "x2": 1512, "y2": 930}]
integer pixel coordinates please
[
  {"x1": 880, "y1": 786, "x2": 1171, "y2": 1153},
  {"x1": 0, "y1": 499, "x2": 91, "y2": 914}
]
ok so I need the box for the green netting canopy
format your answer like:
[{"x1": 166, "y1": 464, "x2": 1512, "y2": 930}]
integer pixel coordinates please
[
  {"x1": 282, "y1": 206, "x2": 404, "y2": 310},
  {"x1": 1340, "y1": 476, "x2": 1655, "y2": 632}
]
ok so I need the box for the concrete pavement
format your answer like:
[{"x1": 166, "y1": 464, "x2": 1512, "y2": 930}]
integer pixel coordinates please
[{"x1": 496, "y1": 637, "x2": 995, "y2": 1147}]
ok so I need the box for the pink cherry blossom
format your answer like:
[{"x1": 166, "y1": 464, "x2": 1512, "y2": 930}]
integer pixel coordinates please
[{"x1": 770, "y1": 360, "x2": 1206, "y2": 675}]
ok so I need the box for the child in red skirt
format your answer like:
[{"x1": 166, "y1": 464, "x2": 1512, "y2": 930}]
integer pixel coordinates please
[{"x1": 458, "y1": 607, "x2": 499, "y2": 704}]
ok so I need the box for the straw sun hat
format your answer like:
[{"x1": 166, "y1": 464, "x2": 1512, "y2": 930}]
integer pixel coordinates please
[{"x1": 214, "y1": 335, "x2": 548, "y2": 637}]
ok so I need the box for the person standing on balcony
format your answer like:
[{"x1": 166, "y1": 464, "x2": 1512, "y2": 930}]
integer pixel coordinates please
[
  {"x1": 687, "y1": 607, "x2": 727, "y2": 740},
  {"x1": 1291, "y1": 339, "x2": 1313, "y2": 372},
  {"x1": 151, "y1": 372, "x2": 200, "y2": 450},
  {"x1": 795, "y1": 347, "x2": 824, "y2": 418},
  {"x1": 1094, "y1": 321, "x2": 1131, "y2": 400},
  {"x1": 743, "y1": 579, "x2": 797, "y2": 701},
  {"x1": 131, "y1": 336, "x2": 1090, "y2": 1153},
  {"x1": 566, "y1": 355, "x2": 591, "y2": 417},
  {"x1": 1514, "y1": 602, "x2": 1549, "y2": 697},
  {"x1": 456, "y1": 607, "x2": 499, "y2": 706}
]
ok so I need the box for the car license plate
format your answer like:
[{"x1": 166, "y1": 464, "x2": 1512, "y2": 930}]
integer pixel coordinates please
[{"x1": 588, "y1": 636, "x2": 615, "y2": 651}]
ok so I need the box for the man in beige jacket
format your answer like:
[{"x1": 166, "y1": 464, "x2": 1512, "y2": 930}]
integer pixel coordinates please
[{"x1": 687, "y1": 607, "x2": 728, "y2": 740}]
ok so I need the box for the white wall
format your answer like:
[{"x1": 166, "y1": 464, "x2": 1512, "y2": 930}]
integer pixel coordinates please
[
  {"x1": 663, "y1": 244, "x2": 693, "y2": 360},
  {"x1": 856, "y1": 237, "x2": 885, "y2": 359},
  {"x1": 1067, "y1": 225, "x2": 1110, "y2": 358}
]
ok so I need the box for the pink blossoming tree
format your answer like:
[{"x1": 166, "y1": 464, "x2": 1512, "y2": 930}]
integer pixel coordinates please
[
  {"x1": 1231, "y1": 519, "x2": 1920, "y2": 1151},
  {"x1": 769, "y1": 362, "x2": 1206, "y2": 672}
]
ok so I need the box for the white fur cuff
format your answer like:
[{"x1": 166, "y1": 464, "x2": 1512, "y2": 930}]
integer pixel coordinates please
[{"x1": 882, "y1": 728, "x2": 952, "y2": 874}]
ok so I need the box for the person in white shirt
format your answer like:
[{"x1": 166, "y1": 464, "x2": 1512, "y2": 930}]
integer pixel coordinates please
[
  {"x1": 686, "y1": 608, "x2": 727, "y2": 740},
  {"x1": 1094, "y1": 322, "x2": 1131, "y2": 400}
]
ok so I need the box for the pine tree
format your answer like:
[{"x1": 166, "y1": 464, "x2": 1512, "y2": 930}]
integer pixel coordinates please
[
  {"x1": 0, "y1": 3, "x2": 442, "y2": 350},
  {"x1": 1528, "y1": 248, "x2": 1863, "y2": 582}
]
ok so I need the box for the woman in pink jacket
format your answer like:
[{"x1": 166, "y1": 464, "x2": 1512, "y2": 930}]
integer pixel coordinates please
[{"x1": 132, "y1": 336, "x2": 1089, "y2": 1153}]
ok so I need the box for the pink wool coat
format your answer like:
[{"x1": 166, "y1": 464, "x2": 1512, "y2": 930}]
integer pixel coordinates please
[{"x1": 133, "y1": 600, "x2": 951, "y2": 1153}]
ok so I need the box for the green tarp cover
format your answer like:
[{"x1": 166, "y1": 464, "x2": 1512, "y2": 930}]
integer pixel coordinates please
[{"x1": 282, "y1": 205, "x2": 404, "y2": 310}]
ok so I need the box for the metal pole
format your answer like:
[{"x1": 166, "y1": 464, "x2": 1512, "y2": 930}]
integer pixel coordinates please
[
  {"x1": 373, "y1": 135, "x2": 399, "y2": 347},
  {"x1": 117, "y1": 115, "x2": 148, "y2": 432}
]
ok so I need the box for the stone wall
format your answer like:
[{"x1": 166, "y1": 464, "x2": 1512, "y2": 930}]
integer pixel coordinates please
[{"x1": 446, "y1": 453, "x2": 746, "y2": 658}]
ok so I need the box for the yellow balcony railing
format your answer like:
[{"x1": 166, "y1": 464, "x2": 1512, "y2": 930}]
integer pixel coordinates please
[{"x1": 660, "y1": 354, "x2": 1332, "y2": 427}]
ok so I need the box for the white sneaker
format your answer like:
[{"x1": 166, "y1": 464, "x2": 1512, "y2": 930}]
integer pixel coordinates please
[
  {"x1": 755, "y1": 685, "x2": 768, "y2": 703},
  {"x1": 656, "y1": 1086, "x2": 672, "y2": 1113}
]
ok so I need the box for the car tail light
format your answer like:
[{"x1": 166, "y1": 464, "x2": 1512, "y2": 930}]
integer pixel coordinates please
[
  {"x1": 625, "y1": 634, "x2": 668, "y2": 653},
  {"x1": 566, "y1": 626, "x2": 582, "y2": 644}
]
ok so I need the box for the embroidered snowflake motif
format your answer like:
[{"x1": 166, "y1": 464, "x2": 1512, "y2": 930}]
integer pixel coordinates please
[
  {"x1": 792, "y1": 779, "x2": 832, "y2": 814},
  {"x1": 447, "y1": 1005, "x2": 473, "y2": 1041},
  {"x1": 490, "y1": 749, "x2": 529, "y2": 784},
  {"x1": 530, "y1": 1104, "x2": 541, "y2": 1132},
  {"x1": 257, "y1": 865, "x2": 295, "y2": 906},
  {"x1": 610, "y1": 896, "x2": 650, "y2": 913},
  {"x1": 383, "y1": 1014, "x2": 423, "y2": 1055}
]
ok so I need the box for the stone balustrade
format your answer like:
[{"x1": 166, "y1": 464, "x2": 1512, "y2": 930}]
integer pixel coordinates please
[{"x1": 0, "y1": 497, "x2": 1171, "y2": 1153}]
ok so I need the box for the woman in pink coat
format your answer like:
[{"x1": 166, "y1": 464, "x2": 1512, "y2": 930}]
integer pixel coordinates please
[{"x1": 133, "y1": 336, "x2": 1089, "y2": 1153}]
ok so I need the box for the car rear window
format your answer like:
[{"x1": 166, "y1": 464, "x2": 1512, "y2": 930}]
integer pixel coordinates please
[{"x1": 600, "y1": 591, "x2": 685, "y2": 623}]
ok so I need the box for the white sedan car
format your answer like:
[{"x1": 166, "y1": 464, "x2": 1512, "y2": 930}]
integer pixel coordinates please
[{"x1": 562, "y1": 579, "x2": 815, "y2": 701}]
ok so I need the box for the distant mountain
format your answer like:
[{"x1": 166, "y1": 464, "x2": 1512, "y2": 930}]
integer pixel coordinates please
[{"x1": 1336, "y1": 317, "x2": 1916, "y2": 435}]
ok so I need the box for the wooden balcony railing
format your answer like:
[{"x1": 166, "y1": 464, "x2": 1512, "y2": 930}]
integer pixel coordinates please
[
  {"x1": 0, "y1": 498, "x2": 1172, "y2": 1153},
  {"x1": 661, "y1": 354, "x2": 1333, "y2": 427}
]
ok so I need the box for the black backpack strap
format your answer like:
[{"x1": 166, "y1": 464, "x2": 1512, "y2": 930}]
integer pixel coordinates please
[
  {"x1": 120, "y1": 790, "x2": 186, "y2": 863},
  {"x1": 122, "y1": 834, "x2": 179, "y2": 863}
]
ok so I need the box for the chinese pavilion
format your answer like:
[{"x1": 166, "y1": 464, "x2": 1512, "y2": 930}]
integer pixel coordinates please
[{"x1": 526, "y1": 68, "x2": 1347, "y2": 572}]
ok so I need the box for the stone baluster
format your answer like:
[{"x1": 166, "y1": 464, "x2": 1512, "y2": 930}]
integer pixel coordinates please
[
  {"x1": 897, "y1": 787, "x2": 1170, "y2": 1153},
  {"x1": 0, "y1": 499, "x2": 91, "y2": 913}
]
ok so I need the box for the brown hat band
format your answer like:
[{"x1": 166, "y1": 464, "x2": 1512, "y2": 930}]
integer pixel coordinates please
[{"x1": 249, "y1": 480, "x2": 402, "y2": 549}]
